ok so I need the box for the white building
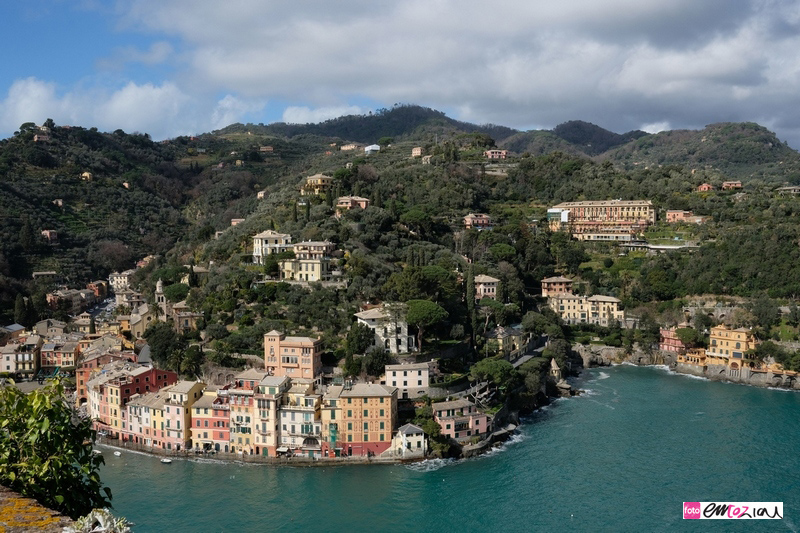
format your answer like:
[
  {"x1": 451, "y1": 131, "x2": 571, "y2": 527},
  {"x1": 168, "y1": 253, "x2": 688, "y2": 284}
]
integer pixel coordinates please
[
  {"x1": 389, "y1": 423, "x2": 427, "y2": 458},
  {"x1": 354, "y1": 304, "x2": 415, "y2": 354},
  {"x1": 109, "y1": 269, "x2": 136, "y2": 293},
  {"x1": 384, "y1": 362, "x2": 430, "y2": 399},
  {"x1": 252, "y1": 230, "x2": 292, "y2": 265}
]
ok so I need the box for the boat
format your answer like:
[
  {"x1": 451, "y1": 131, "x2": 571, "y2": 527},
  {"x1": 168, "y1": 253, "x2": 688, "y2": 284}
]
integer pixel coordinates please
[
  {"x1": 92, "y1": 450, "x2": 102, "y2": 456},
  {"x1": 160, "y1": 458, "x2": 172, "y2": 464},
  {"x1": 113, "y1": 451, "x2": 121, "y2": 457}
]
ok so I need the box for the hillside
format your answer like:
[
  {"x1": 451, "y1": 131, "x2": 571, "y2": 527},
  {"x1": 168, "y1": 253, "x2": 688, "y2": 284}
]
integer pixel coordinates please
[{"x1": 602, "y1": 122, "x2": 800, "y2": 182}]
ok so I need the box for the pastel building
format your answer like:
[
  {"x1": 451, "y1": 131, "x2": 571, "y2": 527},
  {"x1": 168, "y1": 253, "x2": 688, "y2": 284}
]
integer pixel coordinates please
[
  {"x1": 659, "y1": 327, "x2": 690, "y2": 353},
  {"x1": 354, "y1": 304, "x2": 415, "y2": 354},
  {"x1": 252, "y1": 230, "x2": 292, "y2": 264},
  {"x1": 541, "y1": 276, "x2": 573, "y2": 298},
  {"x1": 264, "y1": 331, "x2": 323, "y2": 380},
  {"x1": 463, "y1": 213, "x2": 492, "y2": 230},
  {"x1": 162, "y1": 380, "x2": 206, "y2": 451},
  {"x1": 109, "y1": 269, "x2": 136, "y2": 293},
  {"x1": 228, "y1": 368, "x2": 263, "y2": 454},
  {"x1": 191, "y1": 388, "x2": 231, "y2": 452},
  {"x1": 254, "y1": 375, "x2": 290, "y2": 456},
  {"x1": 322, "y1": 383, "x2": 397, "y2": 457},
  {"x1": 278, "y1": 381, "x2": 322, "y2": 457},
  {"x1": 278, "y1": 241, "x2": 336, "y2": 282},
  {"x1": 389, "y1": 423, "x2": 427, "y2": 458},
  {"x1": 125, "y1": 390, "x2": 171, "y2": 448},
  {"x1": 475, "y1": 274, "x2": 500, "y2": 301},
  {"x1": 549, "y1": 294, "x2": 624, "y2": 326},
  {"x1": 547, "y1": 200, "x2": 656, "y2": 241},
  {"x1": 300, "y1": 173, "x2": 334, "y2": 196},
  {"x1": 722, "y1": 181, "x2": 743, "y2": 190},
  {"x1": 706, "y1": 325, "x2": 760, "y2": 374},
  {"x1": 432, "y1": 398, "x2": 488, "y2": 441},
  {"x1": 384, "y1": 362, "x2": 430, "y2": 399},
  {"x1": 484, "y1": 149, "x2": 509, "y2": 159}
]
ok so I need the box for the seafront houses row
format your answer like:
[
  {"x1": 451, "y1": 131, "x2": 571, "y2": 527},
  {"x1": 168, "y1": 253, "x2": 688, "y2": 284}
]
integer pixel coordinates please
[{"x1": 81, "y1": 328, "x2": 496, "y2": 459}]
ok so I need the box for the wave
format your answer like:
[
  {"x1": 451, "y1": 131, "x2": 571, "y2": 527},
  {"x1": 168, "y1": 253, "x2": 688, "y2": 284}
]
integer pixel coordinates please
[
  {"x1": 404, "y1": 457, "x2": 455, "y2": 472},
  {"x1": 598, "y1": 371, "x2": 610, "y2": 380}
]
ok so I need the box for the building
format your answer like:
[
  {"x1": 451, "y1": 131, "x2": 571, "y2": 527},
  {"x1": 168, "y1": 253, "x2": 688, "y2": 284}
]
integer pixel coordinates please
[
  {"x1": 776, "y1": 185, "x2": 800, "y2": 195},
  {"x1": 322, "y1": 383, "x2": 397, "y2": 457},
  {"x1": 722, "y1": 181, "x2": 743, "y2": 190},
  {"x1": 300, "y1": 173, "x2": 334, "y2": 196},
  {"x1": 75, "y1": 349, "x2": 136, "y2": 407},
  {"x1": 659, "y1": 327, "x2": 690, "y2": 353},
  {"x1": 278, "y1": 381, "x2": 322, "y2": 458},
  {"x1": 109, "y1": 270, "x2": 136, "y2": 293},
  {"x1": 411, "y1": 147, "x2": 424, "y2": 157},
  {"x1": 485, "y1": 324, "x2": 526, "y2": 355},
  {"x1": 227, "y1": 369, "x2": 262, "y2": 454},
  {"x1": 335, "y1": 196, "x2": 370, "y2": 216},
  {"x1": 254, "y1": 375, "x2": 290, "y2": 456},
  {"x1": 1, "y1": 336, "x2": 41, "y2": 378},
  {"x1": 230, "y1": 218, "x2": 245, "y2": 226},
  {"x1": 87, "y1": 280, "x2": 109, "y2": 299},
  {"x1": 541, "y1": 276, "x2": 573, "y2": 298},
  {"x1": 389, "y1": 423, "x2": 427, "y2": 458},
  {"x1": 432, "y1": 398, "x2": 488, "y2": 441},
  {"x1": 41, "y1": 229, "x2": 58, "y2": 243},
  {"x1": 257, "y1": 190, "x2": 268, "y2": 199},
  {"x1": 88, "y1": 362, "x2": 178, "y2": 439},
  {"x1": 278, "y1": 241, "x2": 336, "y2": 282},
  {"x1": 80, "y1": 171, "x2": 93, "y2": 181},
  {"x1": 463, "y1": 213, "x2": 492, "y2": 230},
  {"x1": 190, "y1": 388, "x2": 231, "y2": 452},
  {"x1": 549, "y1": 294, "x2": 624, "y2": 326},
  {"x1": 161, "y1": 381, "x2": 206, "y2": 451},
  {"x1": 170, "y1": 301, "x2": 202, "y2": 333},
  {"x1": 547, "y1": 200, "x2": 656, "y2": 241},
  {"x1": 697, "y1": 183, "x2": 714, "y2": 192},
  {"x1": 666, "y1": 210, "x2": 707, "y2": 224},
  {"x1": 263, "y1": 331, "x2": 323, "y2": 380},
  {"x1": 364, "y1": 144, "x2": 380, "y2": 155},
  {"x1": 354, "y1": 304, "x2": 415, "y2": 354},
  {"x1": 705, "y1": 325, "x2": 760, "y2": 374},
  {"x1": 259, "y1": 145, "x2": 274, "y2": 153},
  {"x1": 384, "y1": 362, "x2": 430, "y2": 399},
  {"x1": 340, "y1": 143, "x2": 361, "y2": 151},
  {"x1": 422, "y1": 155, "x2": 432, "y2": 165},
  {"x1": 40, "y1": 340, "x2": 80, "y2": 371},
  {"x1": 484, "y1": 149, "x2": 509, "y2": 159},
  {"x1": 124, "y1": 390, "x2": 171, "y2": 448},
  {"x1": 475, "y1": 275, "x2": 500, "y2": 301}
]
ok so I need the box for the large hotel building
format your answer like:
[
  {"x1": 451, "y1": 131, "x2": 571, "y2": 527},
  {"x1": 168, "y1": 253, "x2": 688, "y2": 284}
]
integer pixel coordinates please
[{"x1": 547, "y1": 200, "x2": 656, "y2": 241}]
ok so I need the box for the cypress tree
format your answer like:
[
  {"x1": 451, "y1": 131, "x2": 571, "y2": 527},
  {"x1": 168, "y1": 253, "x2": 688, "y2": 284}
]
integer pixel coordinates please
[{"x1": 292, "y1": 202, "x2": 298, "y2": 222}]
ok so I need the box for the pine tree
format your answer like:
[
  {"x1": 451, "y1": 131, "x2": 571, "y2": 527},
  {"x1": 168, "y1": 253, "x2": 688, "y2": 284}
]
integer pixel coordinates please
[{"x1": 466, "y1": 265, "x2": 477, "y2": 349}]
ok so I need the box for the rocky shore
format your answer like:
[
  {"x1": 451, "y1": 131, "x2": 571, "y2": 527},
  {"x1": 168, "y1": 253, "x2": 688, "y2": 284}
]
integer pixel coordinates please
[{"x1": 572, "y1": 343, "x2": 800, "y2": 391}]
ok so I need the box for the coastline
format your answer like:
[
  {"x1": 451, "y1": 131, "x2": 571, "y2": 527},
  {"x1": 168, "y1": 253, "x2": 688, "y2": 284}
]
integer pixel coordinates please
[{"x1": 574, "y1": 342, "x2": 800, "y2": 392}]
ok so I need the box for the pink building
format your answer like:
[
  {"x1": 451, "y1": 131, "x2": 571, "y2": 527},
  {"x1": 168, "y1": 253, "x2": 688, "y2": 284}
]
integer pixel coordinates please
[
  {"x1": 697, "y1": 183, "x2": 714, "y2": 192},
  {"x1": 432, "y1": 398, "x2": 488, "y2": 441},
  {"x1": 336, "y1": 196, "x2": 370, "y2": 215},
  {"x1": 475, "y1": 274, "x2": 500, "y2": 301},
  {"x1": 541, "y1": 276, "x2": 573, "y2": 298},
  {"x1": 264, "y1": 331, "x2": 323, "y2": 381},
  {"x1": 463, "y1": 213, "x2": 492, "y2": 230},
  {"x1": 666, "y1": 210, "x2": 693, "y2": 223},
  {"x1": 659, "y1": 327, "x2": 689, "y2": 353},
  {"x1": 722, "y1": 181, "x2": 742, "y2": 190},
  {"x1": 484, "y1": 149, "x2": 509, "y2": 159}
]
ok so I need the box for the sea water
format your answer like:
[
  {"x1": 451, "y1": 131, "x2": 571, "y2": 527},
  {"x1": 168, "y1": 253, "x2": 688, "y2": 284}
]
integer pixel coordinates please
[{"x1": 99, "y1": 365, "x2": 800, "y2": 532}]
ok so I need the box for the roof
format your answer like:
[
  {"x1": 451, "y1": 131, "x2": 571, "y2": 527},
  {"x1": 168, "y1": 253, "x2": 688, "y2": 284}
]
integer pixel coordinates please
[
  {"x1": 340, "y1": 383, "x2": 396, "y2": 398},
  {"x1": 474, "y1": 275, "x2": 499, "y2": 283},
  {"x1": 397, "y1": 423, "x2": 425, "y2": 435},
  {"x1": 253, "y1": 230, "x2": 290, "y2": 239},
  {"x1": 324, "y1": 385, "x2": 343, "y2": 400},
  {"x1": 587, "y1": 295, "x2": 621, "y2": 303},
  {"x1": 432, "y1": 398, "x2": 476, "y2": 411},
  {"x1": 192, "y1": 394, "x2": 217, "y2": 409},
  {"x1": 550, "y1": 200, "x2": 653, "y2": 208},
  {"x1": 385, "y1": 362, "x2": 430, "y2": 371},
  {"x1": 259, "y1": 376, "x2": 289, "y2": 387},
  {"x1": 541, "y1": 276, "x2": 573, "y2": 283},
  {"x1": 166, "y1": 380, "x2": 203, "y2": 394},
  {"x1": 354, "y1": 308, "x2": 387, "y2": 320},
  {"x1": 5, "y1": 324, "x2": 24, "y2": 333},
  {"x1": 234, "y1": 368, "x2": 268, "y2": 381}
]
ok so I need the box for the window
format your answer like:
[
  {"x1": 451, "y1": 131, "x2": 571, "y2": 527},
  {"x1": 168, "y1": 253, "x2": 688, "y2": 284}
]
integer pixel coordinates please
[
  {"x1": 379, "y1": 409, "x2": 384, "y2": 417},
  {"x1": 330, "y1": 410, "x2": 336, "y2": 420},
  {"x1": 363, "y1": 434, "x2": 368, "y2": 442},
  {"x1": 379, "y1": 434, "x2": 384, "y2": 441},
  {"x1": 379, "y1": 422, "x2": 384, "y2": 430},
  {"x1": 347, "y1": 410, "x2": 352, "y2": 417},
  {"x1": 363, "y1": 409, "x2": 368, "y2": 417},
  {"x1": 347, "y1": 434, "x2": 352, "y2": 442}
]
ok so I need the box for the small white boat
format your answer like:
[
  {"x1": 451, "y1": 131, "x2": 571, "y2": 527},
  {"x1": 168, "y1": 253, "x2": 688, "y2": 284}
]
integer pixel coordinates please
[
  {"x1": 92, "y1": 450, "x2": 102, "y2": 455},
  {"x1": 160, "y1": 458, "x2": 172, "y2": 464},
  {"x1": 113, "y1": 451, "x2": 121, "y2": 457}
]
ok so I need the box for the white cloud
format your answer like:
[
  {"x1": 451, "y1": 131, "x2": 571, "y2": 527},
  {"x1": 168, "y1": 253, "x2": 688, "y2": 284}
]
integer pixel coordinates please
[
  {"x1": 96, "y1": 41, "x2": 174, "y2": 70},
  {"x1": 641, "y1": 121, "x2": 671, "y2": 134},
  {"x1": 0, "y1": 77, "x2": 261, "y2": 139},
  {"x1": 282, "y1": 105, "x2": 364, "y2": 124}
]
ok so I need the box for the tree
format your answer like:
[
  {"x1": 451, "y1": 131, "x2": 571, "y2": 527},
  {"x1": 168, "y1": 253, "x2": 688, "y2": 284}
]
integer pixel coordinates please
[
  {"x1": 346, "y1": 322, "x2": 374, "y2": 356},
  {"x1": 749, "y1": 295, "x2": 780, "y2": 331},
  {"x1": 180, "y1": 345, "x2": 204, "y2": 378},
  {"x1": 363, "y1": 346, "x2": 392, "y2": 376},
  {"x1": 789, "y1": 303, "x2": 800, "y2": 328},
  {"x1": 14, "y1": 294, "x2": 26, "y2": 326},
  {"x1": 406, "y1": 299, "x2": 448, "y2": 352},
  {"x1": 0, "y1": 379, "x2": 112, "y2": 519},
  {"x1": 143, "y1": 322, "x2": 184, "y2": 369},
  {"x1": 675, "y1": 327, "x2": 703, "y2": 348},
  {"x1": 89, "y1": 316, "x2": 96, "y2": 334},
  {"x1": 343, "y1": 352, "x2": 361, "y2": 377},
  {"x1": 469, "y1": 357, "x2": 516, "y2": 388}
]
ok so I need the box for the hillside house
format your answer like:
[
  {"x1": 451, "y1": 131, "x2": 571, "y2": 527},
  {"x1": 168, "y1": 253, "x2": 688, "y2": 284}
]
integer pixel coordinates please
[
  {"x1": 354, "y1": 304, "x2": 415, "y2": 355},
  {"x1": 463, "y1": 213, "x2": 492, "y2": 230},
  {"x1": 411, "y1": 147, "x2": 423, "y2": 157},
  {"x1": 722, "y1": 181, "x2": 743, "y2": 190},
  {"x1": 484, "y1": 149, "x2": 508, "y2": 159},
  {"x1": 697, "y1": 183, "x2": 714, "y2": 192},
  {"x1": 475, "y1": 274, "x2": 500, "y2": 301}
]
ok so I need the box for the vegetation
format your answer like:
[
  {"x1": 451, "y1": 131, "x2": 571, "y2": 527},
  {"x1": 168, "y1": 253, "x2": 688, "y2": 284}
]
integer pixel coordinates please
[{"x1": 0, "y1": 380, "x2": 111, "y2": 519}]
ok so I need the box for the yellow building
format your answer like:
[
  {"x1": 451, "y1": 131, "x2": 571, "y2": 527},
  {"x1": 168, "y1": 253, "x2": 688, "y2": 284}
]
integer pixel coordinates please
[
  {"x1": 300, "y1": 173, "x2": 334, "y2": 196},
  {"x1": 547, "y1": 200, "x2": 655, "y2": 241},
  {"x1": 705, "y1": 325, "x2": 759, "y2": 371},
  {"x1": 548, "y1": 294, "x2": 624, "y2": 326},
  {"x1": 278, "y1": 241, "x2": 336, "y2": 282},
  {"x1": 322, "y1": 383, "x2": 397, "y2": 457}
]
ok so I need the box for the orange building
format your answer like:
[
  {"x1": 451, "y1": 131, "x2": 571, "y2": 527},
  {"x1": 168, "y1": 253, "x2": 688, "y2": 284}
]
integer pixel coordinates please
[
  {"x1": 541, "y1": 276, "x2": 573, "y2": 298},
  {"x1": 263, "y1": 331, "x2": 323, "y2": 381},
  {"x1": 321, "y1": 383, "x2": 397, "y2": 457}
]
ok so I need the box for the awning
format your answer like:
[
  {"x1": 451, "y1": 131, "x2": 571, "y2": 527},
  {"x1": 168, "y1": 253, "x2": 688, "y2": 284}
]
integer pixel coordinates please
[{"x1": 276, "y1": 446, "x2": 289, "y2": 453}]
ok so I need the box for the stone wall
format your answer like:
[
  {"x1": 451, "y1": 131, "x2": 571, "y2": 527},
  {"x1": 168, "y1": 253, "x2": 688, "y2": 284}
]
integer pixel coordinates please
[
  {"x1": 0, "y1": 485, "x2": 74, "y2": 532},
  {"x1": 675, "y1": 362, "x2": 800, "y2": 390}
]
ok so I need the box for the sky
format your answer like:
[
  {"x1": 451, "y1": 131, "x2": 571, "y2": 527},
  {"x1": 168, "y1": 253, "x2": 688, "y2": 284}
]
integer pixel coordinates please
[{"x1": 2, "y1": 0, "x2": 800, "y2": 147}]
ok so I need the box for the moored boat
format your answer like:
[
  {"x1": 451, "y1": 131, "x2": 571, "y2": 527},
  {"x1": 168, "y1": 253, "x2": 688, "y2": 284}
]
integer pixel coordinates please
[{"x1": 160, "y1": 458, "x2": 172, "y2": 464}]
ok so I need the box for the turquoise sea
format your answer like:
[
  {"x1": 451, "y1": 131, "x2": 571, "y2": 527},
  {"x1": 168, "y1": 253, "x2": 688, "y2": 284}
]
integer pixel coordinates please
[{"x1": 99, "y1": 365, "x2": 800, "y2": 532}]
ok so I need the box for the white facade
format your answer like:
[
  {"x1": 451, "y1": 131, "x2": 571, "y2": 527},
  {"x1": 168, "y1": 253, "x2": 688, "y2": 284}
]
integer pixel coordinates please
[
  {"x1": 354, "y1": 304, "x2": 415, "y2": 354},
  {"x1": 384, "y1": 362, "x2": 430, "y2": 398},
  {"x1": 109, "y1": 269, "x2": 136, "y2": 293},
  {"x1": 252, "y1": 230, "x2": 292, "y2": 265}
]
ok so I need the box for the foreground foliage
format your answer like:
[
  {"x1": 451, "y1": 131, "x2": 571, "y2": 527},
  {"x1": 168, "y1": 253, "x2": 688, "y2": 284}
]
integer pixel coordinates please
[{"x1": 0, "y1": 380, "x2": 111, "y2": 519}]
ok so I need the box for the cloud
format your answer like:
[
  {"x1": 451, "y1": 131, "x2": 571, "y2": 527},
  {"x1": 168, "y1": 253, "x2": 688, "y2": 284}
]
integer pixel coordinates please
[
  {"x1": 0, "y1": 78, "x2": 261, "y2": 139},
  {"x1": 6, "y1": 1, "x2": 800, "y2": 146},
  {"x1": 282, "y1": 105, "x2": 364, "y2": 124},
  {"x1": 641, "y1": 121, "x2": 671, "y2": 134}
]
